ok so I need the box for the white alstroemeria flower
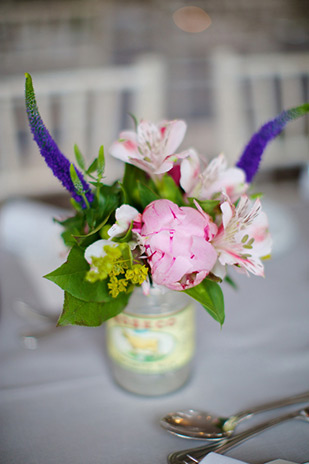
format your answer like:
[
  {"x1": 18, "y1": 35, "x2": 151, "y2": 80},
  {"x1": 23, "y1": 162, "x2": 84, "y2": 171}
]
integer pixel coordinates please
[
  {"x1": 109, "y1": 119, "x2": 187, "y2": 178},
  {"x1": 108, "y1": 205, "x2": 140, "y2": 239},
  {"x1": 211, "y1": 195, "x2": 272, "y2": 278},
  {"x1": 180, "y1": 151, "x2": 248, "y2": 203},
  {"x1": 84, "y1": 239, "x2": 117, "y2": 265},
  {"x1": 179, "y1": 148, "x2": 201, "y2": 194}
]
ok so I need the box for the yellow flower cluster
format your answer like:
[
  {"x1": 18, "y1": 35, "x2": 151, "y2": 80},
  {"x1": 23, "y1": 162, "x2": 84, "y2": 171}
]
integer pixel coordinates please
[
  {"x1": 85, "y1": 244, "x2": 148, "y2": 298},
  {"x1": 108, "y1": 276, "x2": 128, "y2": 298},
  {"x1": 125, "y1": 265, "x2": 149, "y2": 285},
  {"x1": 108, "y1": 263, "x2": 148, "y2": 298}
]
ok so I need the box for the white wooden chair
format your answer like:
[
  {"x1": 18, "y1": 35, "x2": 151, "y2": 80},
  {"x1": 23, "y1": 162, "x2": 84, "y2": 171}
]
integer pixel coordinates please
[
  {"x1": 212, "y1": 50, "x2": 309, "y2": 170},
  {"x1": 0, "y1": 55, "x2": 166, "y2": 201}
]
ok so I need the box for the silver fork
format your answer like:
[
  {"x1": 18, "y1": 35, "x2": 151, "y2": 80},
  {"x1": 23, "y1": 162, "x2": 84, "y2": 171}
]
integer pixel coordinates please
[{"x1": 168, "y1": 406, "x2": 309, "y2": 464}]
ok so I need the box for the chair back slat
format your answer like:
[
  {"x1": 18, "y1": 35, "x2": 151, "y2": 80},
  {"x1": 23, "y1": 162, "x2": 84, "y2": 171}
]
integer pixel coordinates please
[
  {"x1": 213, "y1": 50, "x2": 309, "y2": 169},
  {"x1": 0, "y1": 95, "x2": 21, "y2": 171}
]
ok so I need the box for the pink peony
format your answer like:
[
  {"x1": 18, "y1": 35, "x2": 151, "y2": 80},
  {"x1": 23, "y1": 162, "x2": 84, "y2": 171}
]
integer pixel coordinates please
[{"x1": 134, "y1": 199, "x2": 218, "y2": 291}]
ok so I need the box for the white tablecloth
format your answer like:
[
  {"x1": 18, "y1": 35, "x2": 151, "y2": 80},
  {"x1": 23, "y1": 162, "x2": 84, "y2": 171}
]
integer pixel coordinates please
[{"x1": 0, "y1": 189, "x2": 309, "y2": 464}]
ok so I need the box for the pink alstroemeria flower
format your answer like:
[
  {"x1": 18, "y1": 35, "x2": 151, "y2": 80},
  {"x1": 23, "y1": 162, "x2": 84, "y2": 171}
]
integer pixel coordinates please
[
  {"x1": 180, "y1": 151, "x2": 248, "y2": 203},
  {"x1": 211, "y1": 195, "x2": 272, "y2": 278},
  {"x1": 109, "y1": 119, "x2": 187, "y2": 178},
  {"x1": 133, "y1": 199, "x2": 218, "y2": 291}
]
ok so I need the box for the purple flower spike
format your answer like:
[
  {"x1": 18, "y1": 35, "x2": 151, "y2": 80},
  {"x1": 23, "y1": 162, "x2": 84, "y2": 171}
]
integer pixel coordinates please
[
  {"x1": 25, "y1": 73, "x2": 93, "y2": 207},
  {"x1": 236, "y1": 103, "x2": 309, "y2": 183}
]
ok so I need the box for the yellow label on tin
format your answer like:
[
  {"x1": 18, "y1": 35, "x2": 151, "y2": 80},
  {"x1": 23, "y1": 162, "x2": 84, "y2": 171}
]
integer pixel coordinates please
[{"x1": 106, "y1": 304, "x2": 195, "y2": 374}]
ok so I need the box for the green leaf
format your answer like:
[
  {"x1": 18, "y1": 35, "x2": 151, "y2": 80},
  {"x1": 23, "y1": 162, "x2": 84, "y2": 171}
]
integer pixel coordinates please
[
  {"x1": 58, "y1": 290, "x2": 131, "y2": 326},
  {"x1": 69, "y1": 163, "x2": 84, "y2": 195},
  {"x1": 122, "y1": 163, "x2": 156, "y2": 208},
  {"x1": 158, "y1": 174, "x2": 184, "y2": 206},
  {"x1": 61, "y1": 229, "x2": 79, "y2": 247},
  {"x1": 120, "y1": 242, "x2": 133, "y2": 268},
  {"x1": 249, "y1": 192, "x2": 263, "y2": 200},
  {"x1": 224, "y1": 274, "x2": 238, "y2": 289},
  {"x1": 44, "y1": 245, "x2": 111, "y2": 302},
  {"x1": 74, "y1": 144, "x2": 85, "y2": 171},
  {"x1": 96, "y1": 182, "x2": 123, "y2": 219},
  {"x1": 128, "y1": 112, "x2": 138, "y2": 130},
  {"x1": 86, "y1": 158, "x2": 98, "y2": 175},
  {"x1": 97, "y1": 145, "x2": 105, "y2": 181},
  {"x1": 70, "y1": 197, "x2": 83, "y2": 213},
  {"x1": 69, "y1": 164, "x2": 90, "y2": 209},
  {"x1": 54, "y1": 213, "x2": 86, "y2": 247},
  {"x1": 184, "y1": 279, "x2": 225, "y2": 325},
  {"x1": 121, "y1": 163, "x2": 143, "y2": 206},
  {"x1": 86, "y1": 207, "x2": 96, "y2": 228},
  {"x1": 189, "y1": 198, "x2": 220, "y2": 219},
  {"x1": 73, "y1": 215, "x2": 110, "y2": 238},
  {"x1": 136, "y1": 181, "x2": 160, "y2": 209}
]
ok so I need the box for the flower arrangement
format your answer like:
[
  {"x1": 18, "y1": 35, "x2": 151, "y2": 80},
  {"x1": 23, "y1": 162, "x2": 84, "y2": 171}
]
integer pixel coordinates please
[{"x1": 25, "y1": 73, "x2": 309, "y2": 326}]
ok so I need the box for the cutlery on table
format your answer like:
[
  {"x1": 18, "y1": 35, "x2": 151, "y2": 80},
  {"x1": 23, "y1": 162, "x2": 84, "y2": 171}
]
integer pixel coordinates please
[
  {"x1": 167, "y1": 406, "x2": 309, "y2": 464},
  {"x1": 161, "y1": 390, "x2": 309, "y2": 440}
]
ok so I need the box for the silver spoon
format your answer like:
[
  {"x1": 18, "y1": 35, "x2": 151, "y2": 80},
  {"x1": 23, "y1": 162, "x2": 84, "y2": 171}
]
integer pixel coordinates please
[
  {"x1": 168, "y1": 406, "x2": 309, "y2": 464},
  {"x1": 161, "y1": 390, "x2": 309, "y2": 440}
]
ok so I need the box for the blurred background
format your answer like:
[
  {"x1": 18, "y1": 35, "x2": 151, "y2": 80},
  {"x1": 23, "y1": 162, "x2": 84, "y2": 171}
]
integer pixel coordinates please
[{"x1": 0, "y1": 0, "x2": 308, "y2": 204}]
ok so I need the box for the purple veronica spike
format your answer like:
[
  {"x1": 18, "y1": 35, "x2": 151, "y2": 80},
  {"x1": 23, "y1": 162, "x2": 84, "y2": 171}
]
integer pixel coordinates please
[
  {"x1": 236, "y1": 104, "x2": 309, "y2": 182},
  {"x1": 25, "y1": 73, "x2": 93, "y2": 207}
]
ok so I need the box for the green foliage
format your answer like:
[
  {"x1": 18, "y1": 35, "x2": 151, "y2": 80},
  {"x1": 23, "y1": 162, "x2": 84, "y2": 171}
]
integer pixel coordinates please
[
  {"x1": 74, "y1": 144, "x2": 86, "y2": 171},
  {"x1": 45, "y1": 246, "x2": 111, "y2": 303},
  {"x1": 70, "y1": 163, "x2": 84, "y2": 195},
  {"x1": 128, "y1": 112, "x2": 139, "y2": 130},
  {"x1": 157, "y1": 174, "x2": 185, "y2": 206},
  {"x1": 121, "y1": 163, "x2": 152, "y2": 208},
  {"x1": 249, "y1": 192, "x2": 263, "y2": 200},
  {"x1": 86, "y1": 158, "x2": 99, "y2": 176},
  {"x1": 58, "y1": 290, "x2": 131, "y2": 326},
  {"x1": 54, "y1": 213, "x2": 86, "y2": 247},
  {"x1": 136, "y1": 182, "x2": 160, "y2": 209},
  {"x1": 224, "y1": 274, "x2": 238, "y2": 289},
  {"x1": 119, "y1": 242, "x2": 133, "y2": 269},
  {"x1": 185, "y1": 278, "x2": 225, "y2": 325},
  {"x1": 189, "y1": 198, "x2": 221, "y2": 220},
  {"x1": 69, "y1": 163, "x2": 90, "y2": 209},
  {"x1": 97, "y1": 145, "x2": 105, "y2": 182},
  {"x1": 73, "y1": 216, "x2": 110, "y2": 239},
  {"x1": 45, "y1": 147, "x2": 135, "y2": 326},
  {"x1": 95, "y1": 182, "x2": 123, "y2": 220}
]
